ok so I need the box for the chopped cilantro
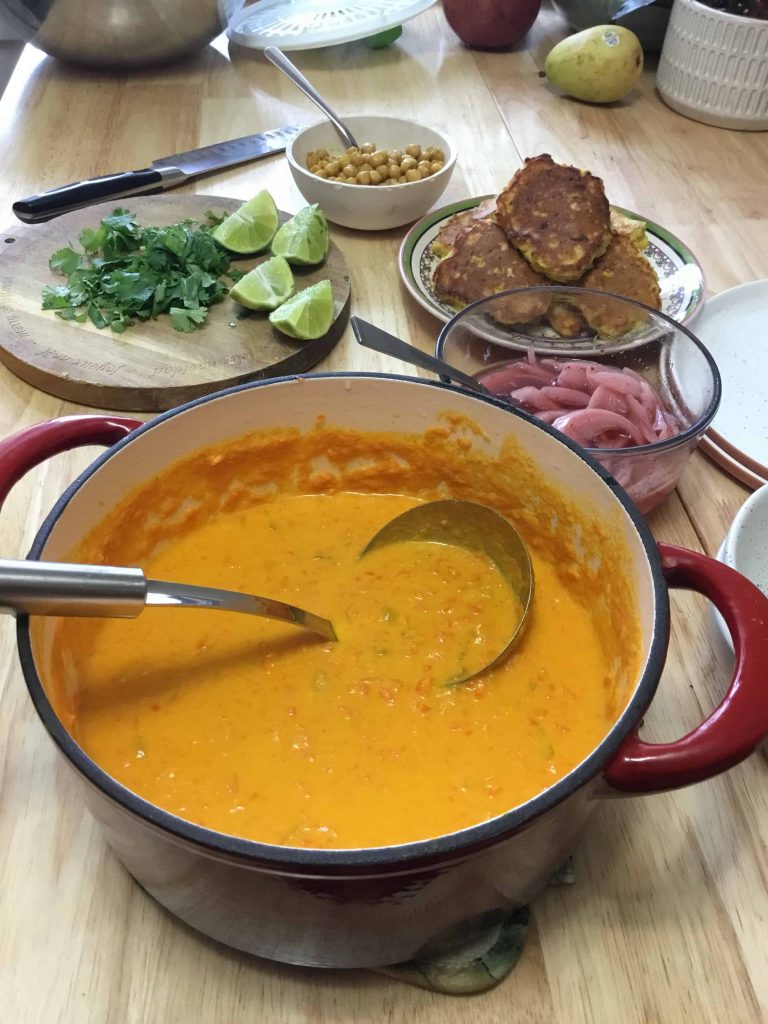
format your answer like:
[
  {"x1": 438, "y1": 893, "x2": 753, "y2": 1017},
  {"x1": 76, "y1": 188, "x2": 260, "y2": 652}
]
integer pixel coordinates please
[
  {"x1": 170, "y1": 306, "x2": 209, "y2": 332},
  {"x1": 48, "y1": 247, "x2": 82, "y2": 275},
  {"x1": 42, "y1": 207, "x2": 232, "y2": 334}
]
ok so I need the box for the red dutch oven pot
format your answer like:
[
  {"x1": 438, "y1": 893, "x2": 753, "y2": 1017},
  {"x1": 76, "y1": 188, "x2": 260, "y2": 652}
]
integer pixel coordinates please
[{"x1": 2, "y1": 373, "x2": 768, "y2": 969}]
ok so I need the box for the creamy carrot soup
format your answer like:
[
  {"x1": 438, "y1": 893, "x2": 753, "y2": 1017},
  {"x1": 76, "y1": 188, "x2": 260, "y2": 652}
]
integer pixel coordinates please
[{"x1": 44, "y1": 418, "x2": 641, "y2": 849}]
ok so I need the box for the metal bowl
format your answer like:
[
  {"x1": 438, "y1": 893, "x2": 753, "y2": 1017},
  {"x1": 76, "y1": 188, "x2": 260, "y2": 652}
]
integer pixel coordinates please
[{"x1": 0, "y1": 0, "x2": 233, "y2": 69}]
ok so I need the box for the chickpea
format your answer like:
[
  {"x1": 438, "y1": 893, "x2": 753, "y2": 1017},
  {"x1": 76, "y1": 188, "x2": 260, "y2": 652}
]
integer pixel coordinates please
[{"x1": 308, "y1": 140, "x2": 440, "y2": 183}]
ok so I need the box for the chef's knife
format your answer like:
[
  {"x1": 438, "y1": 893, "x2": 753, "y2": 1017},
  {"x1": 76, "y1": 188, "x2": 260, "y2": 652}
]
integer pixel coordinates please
[{"x1": 12, "y1": 125, "x2": 301, "y2": 224}]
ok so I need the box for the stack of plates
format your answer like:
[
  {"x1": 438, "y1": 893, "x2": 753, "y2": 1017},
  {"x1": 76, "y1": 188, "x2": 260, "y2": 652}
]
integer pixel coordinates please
[{"x1": 694, "y1": 280, "x2": 768, "y2": 490}]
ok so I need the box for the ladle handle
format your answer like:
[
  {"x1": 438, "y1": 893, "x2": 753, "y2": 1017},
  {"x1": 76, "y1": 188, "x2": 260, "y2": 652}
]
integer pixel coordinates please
[
  {"x1": 350, "y1": 317, "x2": 490, "y2": 395},
  {"x1": 264, "y1": 46, "x2": 358, "y2": 149},
  {"x1": 0, "y1": 558, "x2": 337, "y2": 639},
  {"x1": 0, "y1": 559, "x2": 147, "y2": 617}
]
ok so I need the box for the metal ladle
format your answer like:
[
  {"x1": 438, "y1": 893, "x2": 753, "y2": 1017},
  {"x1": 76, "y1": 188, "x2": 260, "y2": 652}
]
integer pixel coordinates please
[
  {"x1": 1, "y1": 501, "x2": 533, "y2": 681},
  {"x1": 361, "y1": 500, "x2": 534, "y2": 684},
  {"x1": 264, "y1": 46, "x2": 359, "y2": 149}
]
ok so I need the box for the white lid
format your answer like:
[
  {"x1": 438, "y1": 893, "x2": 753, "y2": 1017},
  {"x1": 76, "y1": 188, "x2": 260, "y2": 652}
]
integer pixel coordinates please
[{"x1": 227, "y1": 0, "x2": 437, "y2": 51}]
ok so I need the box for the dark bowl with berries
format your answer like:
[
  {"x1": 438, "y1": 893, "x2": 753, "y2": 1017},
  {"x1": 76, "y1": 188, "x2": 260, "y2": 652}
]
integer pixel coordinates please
[{"x1": 657, "y1": 0, "x2": 768, "y2": 129}]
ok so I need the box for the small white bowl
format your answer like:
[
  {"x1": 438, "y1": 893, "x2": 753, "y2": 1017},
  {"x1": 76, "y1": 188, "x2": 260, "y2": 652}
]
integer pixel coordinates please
[
  {"x1": 286, "y1": 115, "x2": 457, "y2": 231},
  {"x1": 712, "y1": 484, "x2": 768, "y2": 652}
]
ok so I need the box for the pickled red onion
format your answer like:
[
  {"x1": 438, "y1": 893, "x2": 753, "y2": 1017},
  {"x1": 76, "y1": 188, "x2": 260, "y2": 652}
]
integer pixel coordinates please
[
  {"x1": 476, "y1": 355, "x2": 681, "y2": 451},
  {"x1": 476, "y1": 354, "x2": 686, "y2": 514}
]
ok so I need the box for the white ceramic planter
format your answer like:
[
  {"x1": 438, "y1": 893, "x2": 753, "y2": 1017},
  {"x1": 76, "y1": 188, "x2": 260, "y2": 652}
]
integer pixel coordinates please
[{"x1": 657, "y1": 0, "x2": 768, "y2": 130}]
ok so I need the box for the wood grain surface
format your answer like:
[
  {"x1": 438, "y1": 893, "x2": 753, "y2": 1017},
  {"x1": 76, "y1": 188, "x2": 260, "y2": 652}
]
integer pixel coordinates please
[
  {"x1": 0, "y1": 195, "x2": 350, "y2": 411},
  {"x1": 0, "y1": 6, "x2": 767, "y2": 1022}
]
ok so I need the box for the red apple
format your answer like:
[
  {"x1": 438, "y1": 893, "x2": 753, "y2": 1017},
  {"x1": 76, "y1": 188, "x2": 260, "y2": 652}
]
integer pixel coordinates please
[{"x1": 442, "y1": 0, "x2": 542, "y2": 49}]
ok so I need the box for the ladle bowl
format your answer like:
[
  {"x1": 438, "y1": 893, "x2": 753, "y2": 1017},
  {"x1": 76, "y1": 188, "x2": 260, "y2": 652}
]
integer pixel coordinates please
[{"x1": 361, "y1": 499, "x2": 534, "y2": 683}]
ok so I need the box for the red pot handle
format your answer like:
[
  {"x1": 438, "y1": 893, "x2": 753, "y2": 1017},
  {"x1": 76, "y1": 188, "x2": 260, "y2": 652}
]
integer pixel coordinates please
[
  {"x1": 603, "y1": 543, "x2": 768, "y2": 794},
  {"x1": 0, "y1": 415, "x2": 143, "y2": 510}
]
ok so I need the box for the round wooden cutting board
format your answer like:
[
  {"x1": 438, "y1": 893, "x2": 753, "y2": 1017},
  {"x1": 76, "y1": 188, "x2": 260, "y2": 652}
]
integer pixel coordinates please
[{"x1": 0, "y1": 195, "x2": 351, "y2": 411}]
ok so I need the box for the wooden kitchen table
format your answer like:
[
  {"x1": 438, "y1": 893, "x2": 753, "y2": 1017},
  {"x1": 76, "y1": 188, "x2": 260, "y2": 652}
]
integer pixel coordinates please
[{"x1": 1, "y1": 6, "x2": 767, "y2": 1022}]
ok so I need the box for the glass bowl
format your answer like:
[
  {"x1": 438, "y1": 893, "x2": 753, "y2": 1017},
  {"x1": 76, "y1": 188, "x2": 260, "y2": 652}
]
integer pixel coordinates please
[{"x1": 437, "y1": 287, "x2": 722, "y2": 515}]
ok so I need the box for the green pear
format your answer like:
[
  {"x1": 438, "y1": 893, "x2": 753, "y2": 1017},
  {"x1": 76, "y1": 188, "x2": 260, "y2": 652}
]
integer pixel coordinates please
[{"x1": 545, "y1": 26, "x2": 643, "y2": 104}]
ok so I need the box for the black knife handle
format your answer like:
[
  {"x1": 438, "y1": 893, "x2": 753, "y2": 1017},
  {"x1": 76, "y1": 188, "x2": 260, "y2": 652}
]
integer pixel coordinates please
[{"x1": 12, "y1": 168, "x2": 169, "y2": 224}]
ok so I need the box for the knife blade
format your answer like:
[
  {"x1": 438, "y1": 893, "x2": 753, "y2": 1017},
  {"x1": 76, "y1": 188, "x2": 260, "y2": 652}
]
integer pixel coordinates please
[{"x1": 12, "y1": 125, "x2": 301, "y2": 225}]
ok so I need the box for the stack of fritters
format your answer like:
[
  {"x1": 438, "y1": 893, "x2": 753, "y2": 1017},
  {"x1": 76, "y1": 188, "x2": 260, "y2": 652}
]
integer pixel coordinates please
[{"x1": 431, "y1": 154, "x2": 661, "y2": 338}]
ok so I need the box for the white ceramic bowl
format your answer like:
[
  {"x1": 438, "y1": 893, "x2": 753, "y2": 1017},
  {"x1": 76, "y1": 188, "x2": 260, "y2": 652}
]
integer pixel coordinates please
[
  {"x1": 286, "y1": 115, "x2": 457, "y2": 231},
  {"x1": 712, "y1": 484, "x2": 768, "y2": 652},
  {"x1": 657, "y1": 0, "x2": 768, "y2": 131}
]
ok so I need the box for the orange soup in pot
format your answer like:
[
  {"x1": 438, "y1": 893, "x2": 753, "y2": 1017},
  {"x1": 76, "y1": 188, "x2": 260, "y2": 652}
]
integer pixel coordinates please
[{"x1": 44, "y1": 418, "x2": 641, "y2": 849}]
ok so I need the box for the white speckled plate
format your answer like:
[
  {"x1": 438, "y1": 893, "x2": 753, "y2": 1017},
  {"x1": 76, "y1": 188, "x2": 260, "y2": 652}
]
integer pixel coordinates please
[
  {"x1": 695, "y1": 280, "x2": 768, "y2": 479},
  {"x1": 398, "y1": 195, "x2": 706, "y2": 326}
]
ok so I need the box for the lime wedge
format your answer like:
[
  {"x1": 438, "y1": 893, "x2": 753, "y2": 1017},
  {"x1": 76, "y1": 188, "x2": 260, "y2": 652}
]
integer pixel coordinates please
[
  {"x1": 271, "y1": 204, "x2": 329, "y2": 266},
  {"x1": 229, "y1": 256, "x2": 295, "y2": 311},
  {"x1": 212, "y1": 190, "x2": 279, "y2": 254},
  {"x1": 269, "y1": 280, "x2": 334, "y2": 340}
]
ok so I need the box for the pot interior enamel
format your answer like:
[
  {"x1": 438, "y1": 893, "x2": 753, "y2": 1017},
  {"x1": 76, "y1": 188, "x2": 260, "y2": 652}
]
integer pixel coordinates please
[{"x1": 22, "y1": 373, "x2": 665, "y2": 966}]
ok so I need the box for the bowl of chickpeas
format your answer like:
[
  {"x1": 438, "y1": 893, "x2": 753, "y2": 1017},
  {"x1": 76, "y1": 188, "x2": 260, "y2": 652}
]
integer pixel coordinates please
[{"x1": 286, "y1": 115, "x2": 457, "y2": 231}]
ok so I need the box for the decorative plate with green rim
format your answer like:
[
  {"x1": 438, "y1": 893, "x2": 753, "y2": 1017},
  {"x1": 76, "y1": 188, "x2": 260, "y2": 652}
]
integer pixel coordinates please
[{"x1": 398, "y1": 196, "x2": 706, "y2": 325}]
